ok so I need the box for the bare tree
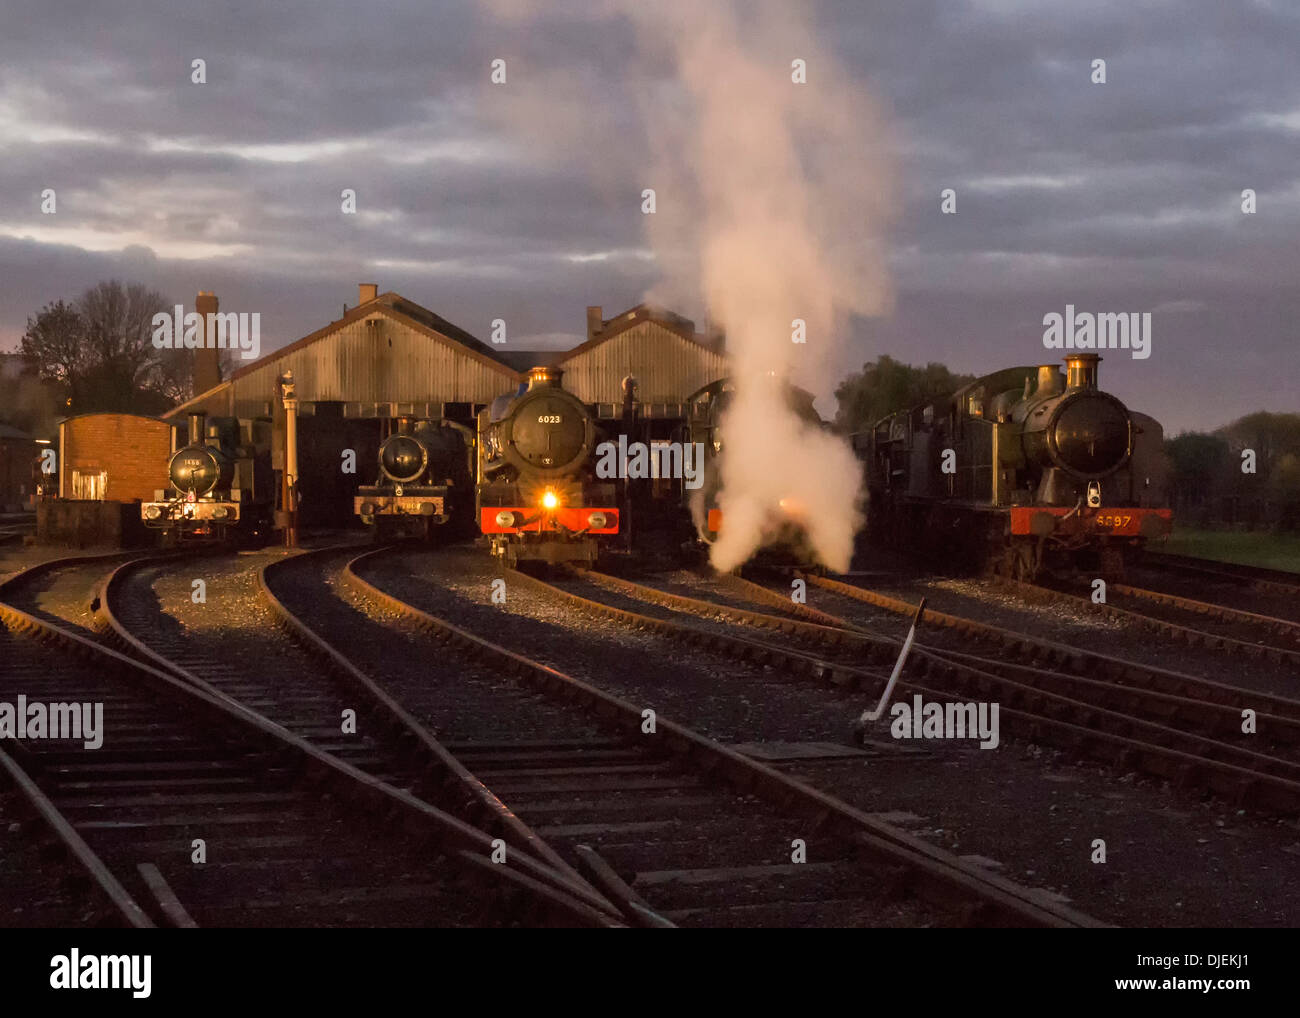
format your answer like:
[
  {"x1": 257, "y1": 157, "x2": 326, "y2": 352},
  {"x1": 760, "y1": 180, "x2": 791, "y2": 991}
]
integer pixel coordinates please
[
  {"x1": 19, "y1": 299, "x2": 87, "y2": 393},
  {"x1": 20, "y1": 281, "x2": 173, "y2": 414},
  {"x1": 77, "y1": 280, "x2": 171, "y2": 410}
]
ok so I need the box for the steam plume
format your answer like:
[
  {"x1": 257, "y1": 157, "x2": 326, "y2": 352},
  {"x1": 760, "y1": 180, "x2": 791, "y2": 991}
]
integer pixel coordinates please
[{"x1": 487, "y1": 0, "x2": 894, "y2": 571}]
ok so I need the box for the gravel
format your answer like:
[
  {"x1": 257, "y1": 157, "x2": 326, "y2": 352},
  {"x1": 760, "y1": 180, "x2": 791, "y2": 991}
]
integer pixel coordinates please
[{"x1": 360, "y1": 546, "x2": 1300, "y2": 927}]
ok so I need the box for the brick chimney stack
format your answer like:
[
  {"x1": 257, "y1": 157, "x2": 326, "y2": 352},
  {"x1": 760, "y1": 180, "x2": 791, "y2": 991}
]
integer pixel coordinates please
[
  {"x1": 586, "y1": 306, "x2": 603, "y2": 342},
  {"x1": 359, "y1": 283, "x2": 378, "y2": 304},
  {"x1": 193, "y1": 291, "x2": 221, "y2": 396}
]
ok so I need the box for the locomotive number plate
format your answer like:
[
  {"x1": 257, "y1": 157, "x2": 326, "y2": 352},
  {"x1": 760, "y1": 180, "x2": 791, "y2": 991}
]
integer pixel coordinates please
[
  {"x1": 1095, "y1": 514, "x2": 1132, "y2": 528},
  {"x1": 537, "y1": 414, "x2": 562, "y2": 424}
]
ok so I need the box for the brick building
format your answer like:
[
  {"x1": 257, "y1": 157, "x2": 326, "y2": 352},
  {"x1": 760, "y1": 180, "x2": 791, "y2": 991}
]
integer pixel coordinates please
[
  {"x1": 57, "y1": 413, "x2": 174, "y2": 501},
  {"x1": 36, "y1": 413, "x2": 174, "y2": 546}
]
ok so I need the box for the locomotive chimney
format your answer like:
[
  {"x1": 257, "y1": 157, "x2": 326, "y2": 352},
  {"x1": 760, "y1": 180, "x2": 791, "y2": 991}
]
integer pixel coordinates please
[
  {"x1": 1064, "y1": 353, "x2": 1101, "y2": 391},
  {"x1": 526, "y1": 365, "x2": 562, "y2": 390},
  {"x1": 359, "y1": 282, "x2": 378, "y2": 304},
  {"x1": 193, "y1": 292, "x2": 221, "y2": 395},
  {"x1": 187, "y1": 411, "x2": 207, "y2": 446}
]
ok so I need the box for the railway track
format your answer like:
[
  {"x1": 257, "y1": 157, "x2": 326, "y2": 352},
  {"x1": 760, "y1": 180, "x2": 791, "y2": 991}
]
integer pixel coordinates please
[
  {"x1": 331, "y1": 545, "x2": 1100, "y2": 927},
  {"x1": 1143, "y1": 551, "x2": 1300, "y2": 597},
  {"x1": 791, "y1": 570, "x2": 1300, "y2": 720},
  {"x1": 0, "y1": 553, "x2": 617, "y2": 928},
  {"x1": 502, "y1": 564, "x2": 1300, "y2": 814},
  {"x1": 996, "y1": 577, "x2": 1300, "y2": 665},
  {"x1": 94, "y1": 547, "x2": 621, "y2": 922}
]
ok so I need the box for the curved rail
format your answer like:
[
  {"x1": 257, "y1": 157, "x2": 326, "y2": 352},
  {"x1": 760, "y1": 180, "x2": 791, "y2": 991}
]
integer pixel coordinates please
[
  {"x1": 511, "y1": 567, "x2": 1300, "y2": 814},
  {"x1": 92, "y1": 547, "x2": 620, "y2": 925},
  {"x1": 255, "y1": 546, "x2": 622, "y2": 922},
  {"x1": 0, "y1": 554, "x2": 614, "y2": 928},
  {"x1": 345, "y1": 547, "x2": 1106, "y2": 928}
]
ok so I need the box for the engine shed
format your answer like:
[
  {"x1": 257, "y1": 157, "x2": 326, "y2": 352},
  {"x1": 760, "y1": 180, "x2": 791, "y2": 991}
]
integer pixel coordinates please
[
  {"x1": 161, "y1": 290, "x2": 730, "y2": 532},
  {"x1": 498, "y1": 304, "x2": 728, "y2": 421},
  {"x1": 167, "y1": 285, "x2": 522, "y2": 526}
]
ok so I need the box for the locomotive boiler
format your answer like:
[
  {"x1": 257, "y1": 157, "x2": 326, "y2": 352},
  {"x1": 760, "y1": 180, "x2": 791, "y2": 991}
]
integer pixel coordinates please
[
  {"x1": 354, "y1": 417, "x2": 472, "y2": 540},
  {"x1": 862, "y1": 354, "x2": 1171, "y2": 579},
  {"x1": 141, "y1": 412, "x2": 273, "y2": 544},
  {"x1": 476, "y1": 366, "x2": 619, "y2": 567}
]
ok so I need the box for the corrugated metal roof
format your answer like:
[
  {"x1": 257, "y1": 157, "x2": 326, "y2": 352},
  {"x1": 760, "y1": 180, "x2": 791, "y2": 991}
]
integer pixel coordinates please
[
  {"x1": 160, "y1": 294, "x2": 728, "y2": 420},
  {"x1": 559, "y1": 320, "x2": 728, "y2": 404},
  {"x1": 165, "y1": 292, "x2": 520, "y2": 419}
]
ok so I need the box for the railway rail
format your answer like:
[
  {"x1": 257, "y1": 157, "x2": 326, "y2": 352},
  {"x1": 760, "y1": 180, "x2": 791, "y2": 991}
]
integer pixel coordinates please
[
  {"x1": 500, "y1": 565, "x2": 1300, "y2": 814},
  {"x1": 996, "y1": 577, "x2": 1300, "y2": 665},
  {"x1": 95, "y1": 548, "x2": 620, "y2": 922},
  {"x1": 0, "y1": 553, "x2": 617, "y2": 928},
  {"x1": 792, "y1": 570, "x2": 1300, "y2": 722},
  {"x1": 1143, "y1": 551, "x2": 1300, "y2": 597},
  {"x1": 335, "y1": 545, "x2": 1100, "y2": 927}
]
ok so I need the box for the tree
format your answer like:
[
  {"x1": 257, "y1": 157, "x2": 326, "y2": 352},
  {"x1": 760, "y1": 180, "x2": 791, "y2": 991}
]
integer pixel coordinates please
[
  {"x1": 76, "y1": 280, "x2": 172, "y2": 412},
  {"x1": 834, "y1": 355, "x2": 976, "y2": 433},
  {"x1": 1164, "y1": 431, "x2": 1231, "y2": 522},
  {"x1": 19, "y1": 299, "x2": 87, "y2": 395},
  {"x1": 1166, "y1": 414, "x2": 1300, "y2": 529},
  {"x1": 21, "y1": 280, "x2": 174, "y2": 414}
]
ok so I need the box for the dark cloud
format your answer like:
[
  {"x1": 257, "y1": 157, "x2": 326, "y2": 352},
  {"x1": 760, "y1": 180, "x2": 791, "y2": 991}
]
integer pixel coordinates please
[{"x1": 1, "y1": 0, "x2": 1297, "y2": 432}]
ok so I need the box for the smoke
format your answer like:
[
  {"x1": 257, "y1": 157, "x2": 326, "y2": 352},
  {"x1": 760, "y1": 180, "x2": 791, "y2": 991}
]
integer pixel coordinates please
[{"x1": 485, "y1": 0, "x2": 894, "y2": 571}]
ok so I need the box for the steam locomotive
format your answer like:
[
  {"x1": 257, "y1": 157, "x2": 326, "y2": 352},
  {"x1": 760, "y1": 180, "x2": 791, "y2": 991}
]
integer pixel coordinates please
[
  {"x1": 860, "y1": 353, "x2": 1171, "y2": 579},
  {"x1": 684, "y1": 377, "x2": 828, "y2": 556},
  {"x1": 476, "y1": 366, "x2": 619, "y2": 567},
  {"x1": 354, "y1": 417, "x2": 473, "y2": 540},
  {"x1": 141, "y1": 412, "x2": 273, "y2": 544}
]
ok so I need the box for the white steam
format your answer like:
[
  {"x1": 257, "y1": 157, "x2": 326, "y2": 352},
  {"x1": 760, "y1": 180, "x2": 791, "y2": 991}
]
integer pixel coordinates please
[{"x1": 485, "y1": 0, "x2": 894, "y2": 571}]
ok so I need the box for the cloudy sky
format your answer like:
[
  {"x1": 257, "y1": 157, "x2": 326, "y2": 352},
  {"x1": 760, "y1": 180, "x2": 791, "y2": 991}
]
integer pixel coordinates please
[{"x1": 1, "y1": 0, "x2": 1297, "y2": 432}]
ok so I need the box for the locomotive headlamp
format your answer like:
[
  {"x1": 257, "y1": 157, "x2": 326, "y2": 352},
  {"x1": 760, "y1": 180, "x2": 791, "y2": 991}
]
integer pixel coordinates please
[
  {"x1": 212, "y1": 506, "x2": 229, "y2": 519},
  {"x1": 587, "y1": 511, "x2": 608, "y2": 529},
  {"x1": 1086, "y1": 481, "x2": 1102, "y2": 508},
  {"x1": 495, "y1": 510, "x2": 517, "y2": 528},
  {"x1": 144, "y1": 505, "x2": 162, "y2": 520},
  {"x1": 541, "y1": 490, "x2": 559, "y2": 510}
]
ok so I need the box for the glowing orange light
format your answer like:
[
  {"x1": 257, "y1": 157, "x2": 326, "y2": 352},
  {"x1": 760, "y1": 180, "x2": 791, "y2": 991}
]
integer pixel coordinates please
[{"x1": 541, "y1": 490, "x2": 559, "y2": 510}]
